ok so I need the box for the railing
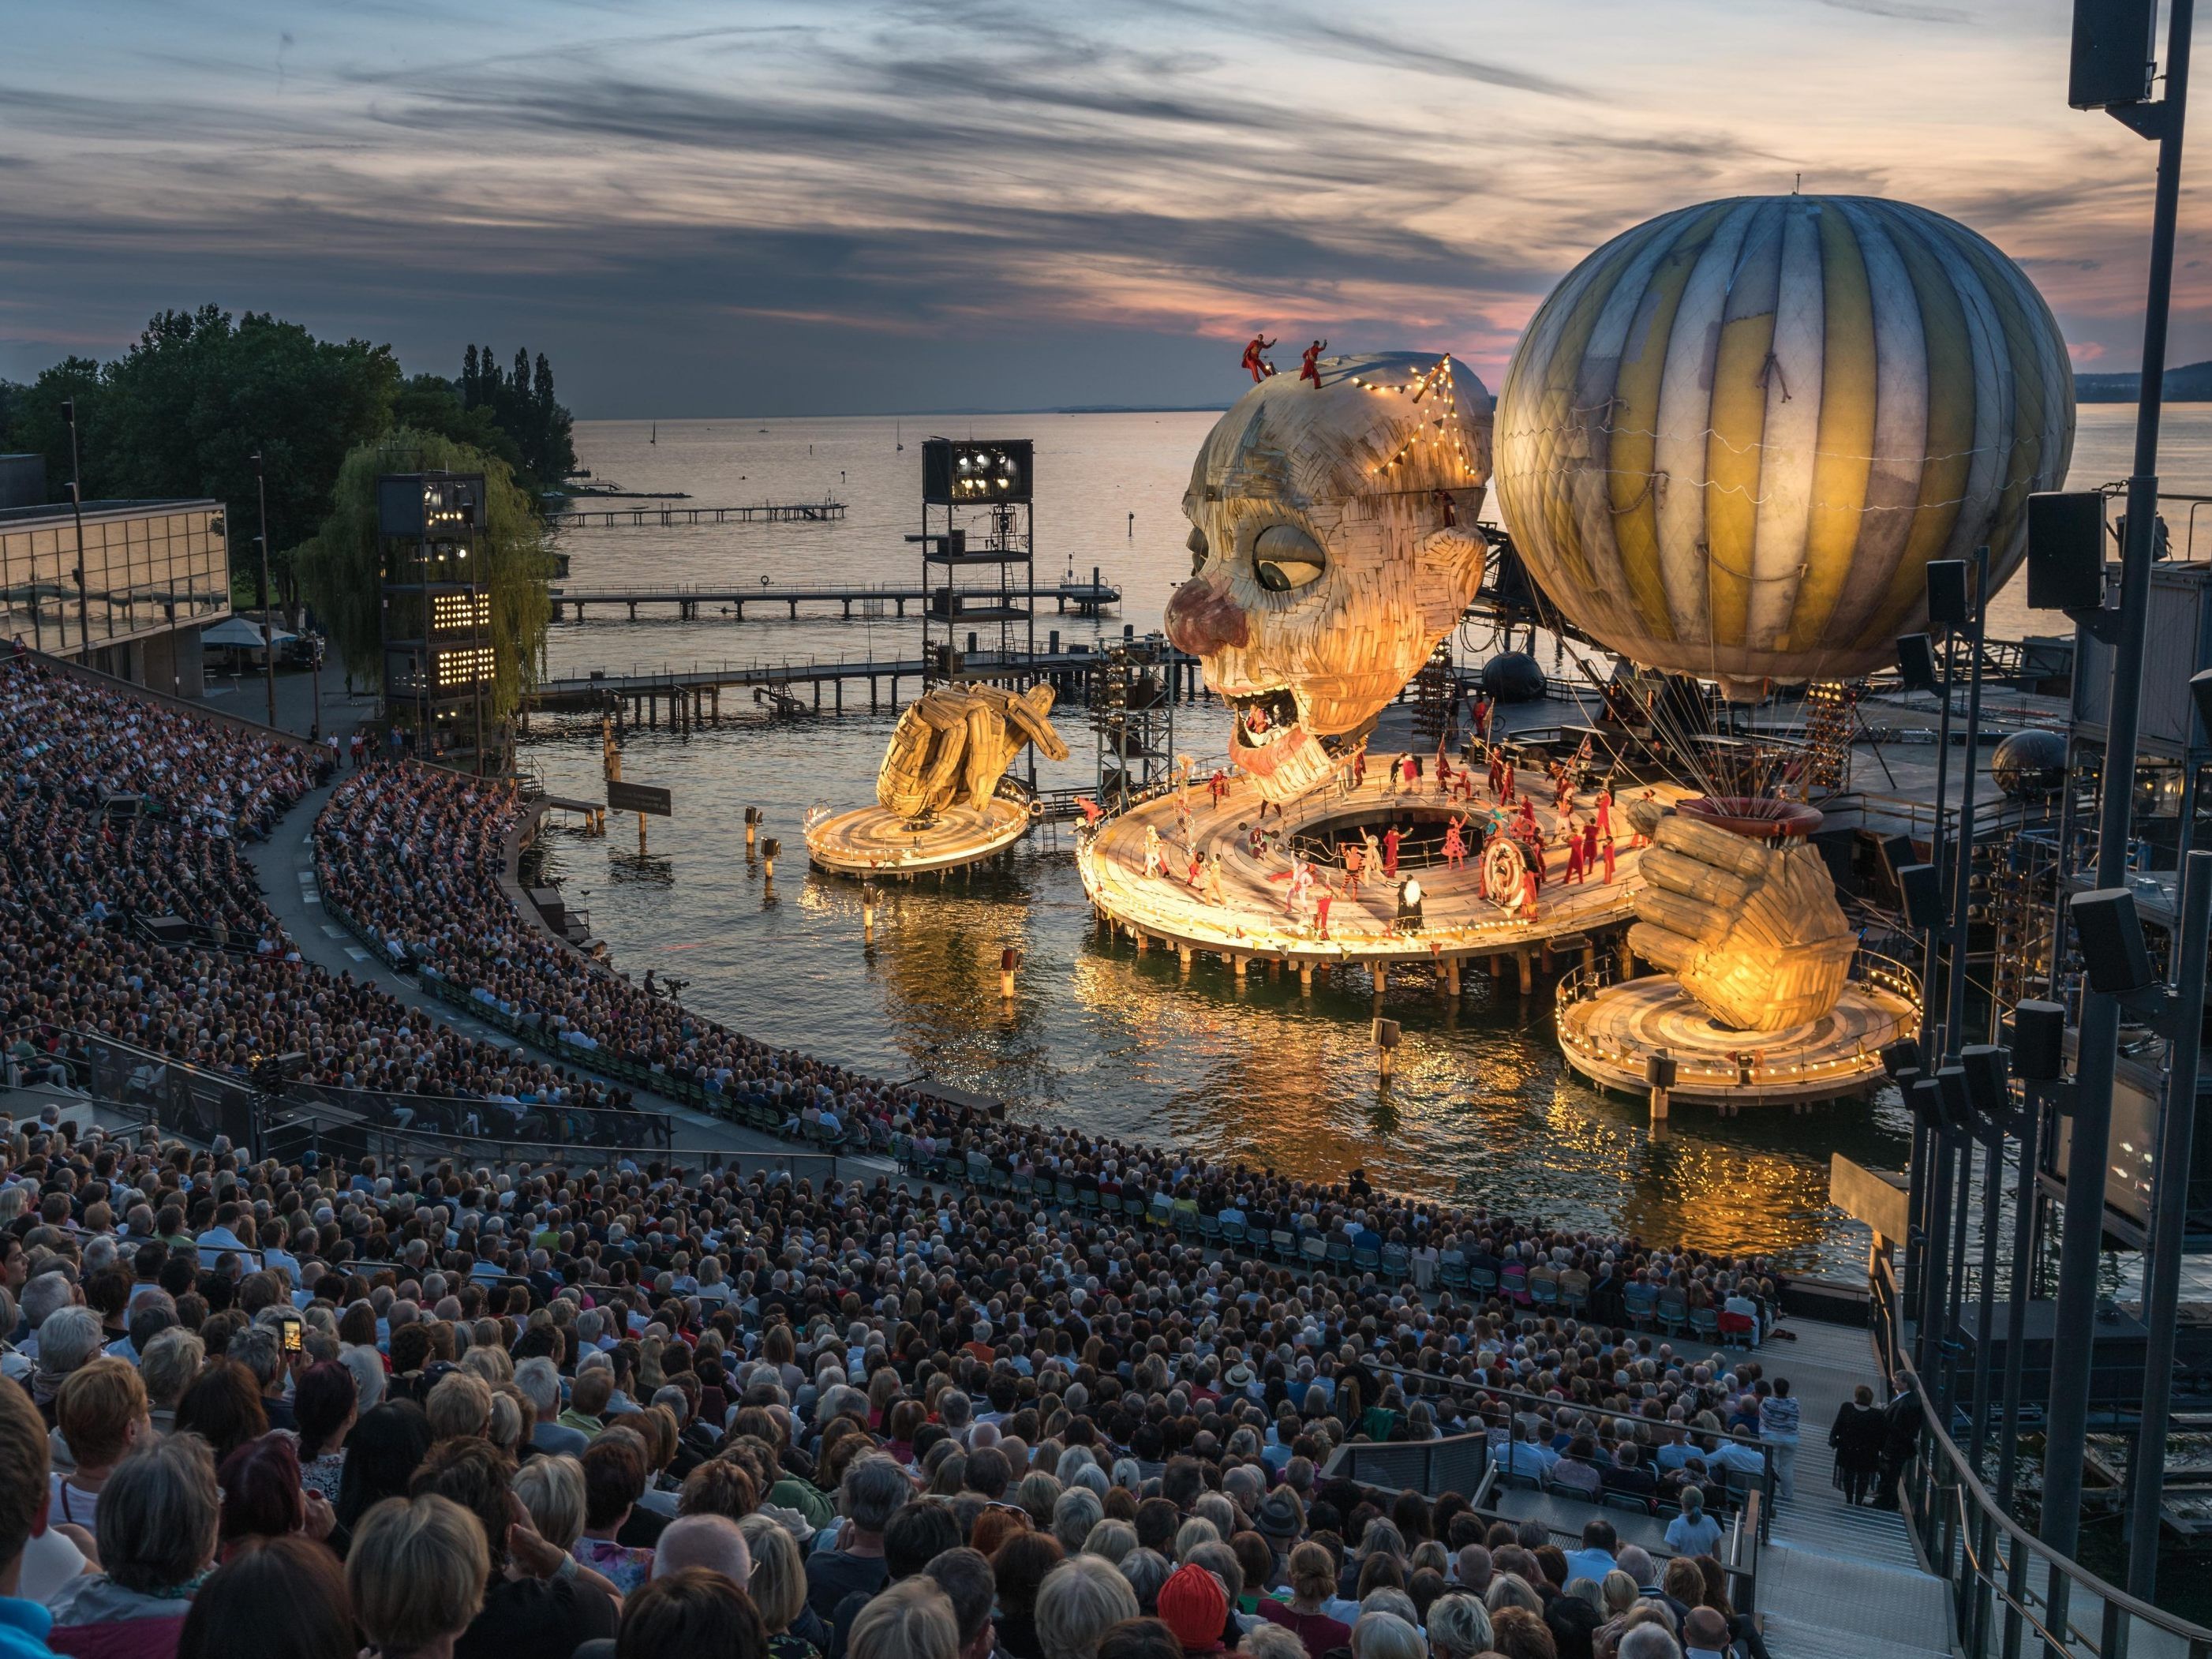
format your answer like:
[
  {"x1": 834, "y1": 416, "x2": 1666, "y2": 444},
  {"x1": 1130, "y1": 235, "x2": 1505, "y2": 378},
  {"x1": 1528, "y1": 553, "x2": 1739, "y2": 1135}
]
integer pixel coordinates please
[{"x1": 1872, "y1": 1257, "x2": 2212, "y2": 1659}]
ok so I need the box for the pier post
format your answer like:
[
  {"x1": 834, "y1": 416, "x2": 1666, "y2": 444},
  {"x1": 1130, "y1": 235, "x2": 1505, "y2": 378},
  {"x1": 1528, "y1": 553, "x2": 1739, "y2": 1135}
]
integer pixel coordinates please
[
  {"x1": 1299, "y1": 962, "x2": 1313, "y2": 994},
  {"x1": 1447, "y1": 958, "x2": 1462, "y2": 996},
  {"x1": 1517, "y1": 950, "x2": 1533, "y2": 995},
  {"x1": 1232, "y1": 954, "x2": 1248, "y2": 979},
  {"x1": 1372, "y1": 963, "x2": 1387, "y2": 997},
  {"x1": 862, "y1": 887, "x2": 876, "y2": 941},
  {"x1": 1649, "y1": 1085, "x2": 1670, "y2": 1140},
  {"x1": 1177, "y1": 946, "x2": 1192, "y2": 973}
]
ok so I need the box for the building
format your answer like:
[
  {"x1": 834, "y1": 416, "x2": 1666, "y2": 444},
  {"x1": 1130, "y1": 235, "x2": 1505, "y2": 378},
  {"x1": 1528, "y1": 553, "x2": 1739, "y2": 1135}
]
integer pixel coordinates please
[
  {"x1": 0, "y1": 497, "x2": 230, "y2": 696},
  {"x1": 0, "y1": 455, "x2": 43, "y2": 510}
]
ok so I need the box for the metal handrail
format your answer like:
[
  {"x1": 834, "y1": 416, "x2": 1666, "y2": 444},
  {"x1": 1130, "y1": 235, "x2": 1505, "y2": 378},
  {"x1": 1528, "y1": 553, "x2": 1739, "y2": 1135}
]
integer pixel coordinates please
[{"x1": 1873, "y1": 1258, "x2": 2212, "y2": 1659}]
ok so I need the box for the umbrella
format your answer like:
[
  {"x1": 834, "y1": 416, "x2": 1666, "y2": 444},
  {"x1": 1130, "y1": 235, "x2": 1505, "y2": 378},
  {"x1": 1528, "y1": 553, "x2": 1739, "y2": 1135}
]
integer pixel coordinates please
[{"x1": 201, "y1": 615, "x2": 298, "y2": 649}]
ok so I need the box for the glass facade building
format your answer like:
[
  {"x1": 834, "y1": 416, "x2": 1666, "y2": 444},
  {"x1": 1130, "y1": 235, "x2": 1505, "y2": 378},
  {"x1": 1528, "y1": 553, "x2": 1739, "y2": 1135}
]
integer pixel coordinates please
[{"x1": 0, "y1": 499, "x2": 230, "y2": 694}]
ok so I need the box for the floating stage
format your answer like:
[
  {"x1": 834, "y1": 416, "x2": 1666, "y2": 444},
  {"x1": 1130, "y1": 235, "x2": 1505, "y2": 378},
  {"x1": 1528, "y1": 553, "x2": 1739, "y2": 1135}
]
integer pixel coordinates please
[
  {"x1": 1555, "y1": 957, "x2": 1920, "y2": 1111},
  {"x1": 804, "y1": 791, "x2": 1038, "y2": 878},
  {"x1": 1076, "y1": 768, "x2": 1687, "y2": 988}
]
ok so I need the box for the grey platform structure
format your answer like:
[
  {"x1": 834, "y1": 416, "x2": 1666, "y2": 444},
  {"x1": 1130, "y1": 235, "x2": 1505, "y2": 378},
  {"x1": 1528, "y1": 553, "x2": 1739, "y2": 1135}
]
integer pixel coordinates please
[{"x1": 547, "y1": 579, "x2": 1120, "y2": 622}]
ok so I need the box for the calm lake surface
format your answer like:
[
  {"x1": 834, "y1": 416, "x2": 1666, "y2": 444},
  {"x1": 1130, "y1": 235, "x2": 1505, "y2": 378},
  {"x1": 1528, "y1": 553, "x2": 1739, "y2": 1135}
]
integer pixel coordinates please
[{"x1": 520, "y1": 403, "x2": 2211, "y2": 1276}]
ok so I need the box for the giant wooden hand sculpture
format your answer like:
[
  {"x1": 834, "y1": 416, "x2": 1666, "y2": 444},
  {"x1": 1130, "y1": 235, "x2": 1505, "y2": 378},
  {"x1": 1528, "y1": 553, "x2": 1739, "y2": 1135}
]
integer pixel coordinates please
[
  {"x1": 877, "y1": 684, "x2": 1070, "y2": 821},
  {"x1": 1625, "y1": 803, "x2": 1855, "y2": 1032}
]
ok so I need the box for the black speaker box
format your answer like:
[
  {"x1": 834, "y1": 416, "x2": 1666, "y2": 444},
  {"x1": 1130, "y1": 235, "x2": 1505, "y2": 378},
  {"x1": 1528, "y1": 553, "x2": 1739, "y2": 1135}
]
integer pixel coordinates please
[
  {"x1": 1926, "y1": 560, "x2": 1971, "y2": 630},
  {"x1": 2028, "y1": 492, "x2": 2107, "y2": 612},
  {"x1": 2011, "y1": 1000, "x2": 2067, "y2": 1082},
  {"x1": 2072, "y1": 888, "x2": 2155, "y2": 995}
]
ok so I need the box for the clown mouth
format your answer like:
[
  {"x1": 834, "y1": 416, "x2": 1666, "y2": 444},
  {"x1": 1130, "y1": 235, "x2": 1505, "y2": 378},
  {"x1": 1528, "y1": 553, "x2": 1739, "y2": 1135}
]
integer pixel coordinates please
[{"x1": 1229, "y1": 687, "x2": 1362, "y2": 759}]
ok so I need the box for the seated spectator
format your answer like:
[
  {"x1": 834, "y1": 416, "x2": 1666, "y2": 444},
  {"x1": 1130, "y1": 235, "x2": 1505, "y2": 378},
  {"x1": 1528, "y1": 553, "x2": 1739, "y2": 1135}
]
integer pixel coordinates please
[
  {"x1": 851, "y1": 1578, "x2": 960, "y2": 1659},
  {"x1": 335, "y1": 1402, "x2": 435, "y2": 1537},
  {"x1": 613, "y1": 1567, "x2": 767, "y2": 1659},
  {"x1": 51, "y1": 1359, "x2": 150, "y2": 1532},
  {"x1": 1038, "y1": 1556, "x2": 1141, "y2": 1659},
  {"x1": 348, "y1": 1495, "x2": 489, "y2": 1659},
  {"x1": 48, "y1": 1434, "x2": 220, "y2": 1659},
  {"x1": 217, "y1": 1435, "x2": 331, "y2": 1558},
  {"x1": 1663, "y1": 1491, "x2": 1722, "y2": 1559},
  {"x1": 178, "y1": 1537, "x2": 352, "y2": 1659}
]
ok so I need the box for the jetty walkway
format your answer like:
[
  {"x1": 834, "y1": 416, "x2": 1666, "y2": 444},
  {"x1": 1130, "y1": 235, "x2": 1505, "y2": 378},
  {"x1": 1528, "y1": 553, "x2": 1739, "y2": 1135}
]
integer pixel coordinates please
[
  {"x1": 549, "y1": 579, "x2": 1119, "y2": 622},
  {"x1": 552, "y1": 500, "x2": 844, "y2": 526}
]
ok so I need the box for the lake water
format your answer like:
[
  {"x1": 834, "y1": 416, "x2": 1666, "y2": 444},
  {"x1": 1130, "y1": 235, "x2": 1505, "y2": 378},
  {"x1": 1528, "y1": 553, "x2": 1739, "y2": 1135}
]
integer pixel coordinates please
[{"x1": 520, "y1": 403, "x2": 2212, "y2": 1277}]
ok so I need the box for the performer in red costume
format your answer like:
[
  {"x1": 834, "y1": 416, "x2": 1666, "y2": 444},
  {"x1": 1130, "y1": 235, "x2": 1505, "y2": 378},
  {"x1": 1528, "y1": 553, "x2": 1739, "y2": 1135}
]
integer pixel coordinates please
[
  {"x1": 1299, "y1": 339, "x2": 1327, "y2": 388},
  {"x1": 1241, "y1": 334, "x2": 1277, "y2": 383}
]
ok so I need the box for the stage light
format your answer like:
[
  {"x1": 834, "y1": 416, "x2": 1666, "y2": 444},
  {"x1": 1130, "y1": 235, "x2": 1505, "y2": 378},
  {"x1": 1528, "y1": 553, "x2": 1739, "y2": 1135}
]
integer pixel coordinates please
[
  {"x1": 1926, "y1": 560, "x2": 1971, "y2": 631},
  {"x1": 1897, "y1": 634, "x2": 1940, "y2": 693},
  {"x1": 2072, "y1": 887, "x2": 2156, "y2": 995},
  {"x1": 2011, "y1": 1000, "x2": 2067, "y2": 1082}
]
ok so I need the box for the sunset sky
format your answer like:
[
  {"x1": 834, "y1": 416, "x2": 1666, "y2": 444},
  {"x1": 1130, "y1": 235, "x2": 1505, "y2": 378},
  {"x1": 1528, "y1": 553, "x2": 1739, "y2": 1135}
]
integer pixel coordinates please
[{"x1": 1, "y1": 0, "x2": 2200, "y2": 416}]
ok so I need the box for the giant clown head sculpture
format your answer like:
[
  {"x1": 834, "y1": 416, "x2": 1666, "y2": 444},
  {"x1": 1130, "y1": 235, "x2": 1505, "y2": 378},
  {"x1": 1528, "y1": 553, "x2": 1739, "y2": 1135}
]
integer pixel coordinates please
[{"x1": 1166, "y1": 352, "x2": 1493, "y2": 803}]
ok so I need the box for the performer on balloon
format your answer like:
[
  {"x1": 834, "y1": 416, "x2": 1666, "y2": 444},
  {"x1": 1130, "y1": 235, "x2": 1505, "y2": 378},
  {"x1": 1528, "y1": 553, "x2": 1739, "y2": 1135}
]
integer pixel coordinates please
[
  {"x1": 1240, "y1": 334, "x2": 1277, "y2": 383},
  {"x1": 1299, "y1": 339, "x2": 1327, "y2": 388}
]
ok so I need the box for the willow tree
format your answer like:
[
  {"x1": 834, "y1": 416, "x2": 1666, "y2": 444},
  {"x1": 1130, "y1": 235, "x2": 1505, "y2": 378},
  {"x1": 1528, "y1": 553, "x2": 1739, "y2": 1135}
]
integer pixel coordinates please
[{"x1": 298, "y1": 428, "x2": 553, "y2": 726}]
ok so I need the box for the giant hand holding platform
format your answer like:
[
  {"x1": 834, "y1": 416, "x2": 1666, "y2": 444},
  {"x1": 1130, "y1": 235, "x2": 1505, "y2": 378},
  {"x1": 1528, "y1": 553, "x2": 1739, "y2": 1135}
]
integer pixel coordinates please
[
  {"x1": 877, "y1": 683, "x2": 1069, "y2": 821},
  {"x1": 1625, "y1": 802, "x2": 1854, "y2": 1032}
]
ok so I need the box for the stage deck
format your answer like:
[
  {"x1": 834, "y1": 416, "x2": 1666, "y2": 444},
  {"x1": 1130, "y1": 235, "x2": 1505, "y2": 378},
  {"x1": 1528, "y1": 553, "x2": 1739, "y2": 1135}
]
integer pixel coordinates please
[
  {"x1": 805, "y1": 795, "x2": 1034, "y2": 877},
  {"x1": 1076, "y1": 767, "x2": 1685, "y2": 972},
  {"x1": 1557, "y1": 971, "x2": 1917, "y2": 1107}
]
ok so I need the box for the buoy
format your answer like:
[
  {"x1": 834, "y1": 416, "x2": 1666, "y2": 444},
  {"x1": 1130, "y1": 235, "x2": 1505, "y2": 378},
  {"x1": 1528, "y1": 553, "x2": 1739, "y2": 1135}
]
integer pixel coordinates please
[
  {"x1": 1001, "y1": 946, "x2": 1021, "y2": 999},
  {"x1": 761, "y1": 837, "x2": 780, "y2": 880}
]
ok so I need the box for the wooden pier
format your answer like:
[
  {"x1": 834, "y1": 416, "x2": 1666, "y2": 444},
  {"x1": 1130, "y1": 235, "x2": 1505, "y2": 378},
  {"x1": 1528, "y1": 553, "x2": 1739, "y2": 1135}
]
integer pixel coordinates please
[
  {"x1": 548, "y1": 580, "x2": 1120, "y2": 623},
  {"x1": 553, "y1": 500, "x2": 846, "y2": 526},
  {"x1": 520, "y1": 642, "x2": 1206, "y2": 729}
]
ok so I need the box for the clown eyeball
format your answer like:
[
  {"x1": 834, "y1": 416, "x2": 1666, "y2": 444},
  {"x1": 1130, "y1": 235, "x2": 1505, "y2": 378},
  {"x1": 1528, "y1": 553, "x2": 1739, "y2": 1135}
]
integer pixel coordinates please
[{"x1": 1252, "y1": 524, "x2": 1326, "y2": 592}]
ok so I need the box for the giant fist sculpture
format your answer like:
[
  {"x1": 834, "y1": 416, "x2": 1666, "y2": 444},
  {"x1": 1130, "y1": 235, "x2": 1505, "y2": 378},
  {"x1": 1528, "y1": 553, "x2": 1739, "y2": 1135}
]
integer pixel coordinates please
[
  {"x1": 877, "y1": 683, "x2": 1069, "y2": 822},
  {"x1": 1626, "y1": 801, "x2": 1855, "y2": 1032},
  {"x1": 1166, "y1": 351, "x2": 1493, "y2": 803}
]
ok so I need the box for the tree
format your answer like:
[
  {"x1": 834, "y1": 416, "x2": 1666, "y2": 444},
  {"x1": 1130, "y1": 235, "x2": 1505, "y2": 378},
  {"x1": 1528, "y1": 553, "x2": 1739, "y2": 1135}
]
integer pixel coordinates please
[
  {"x1": 296, "y1": 428, "x2": 553, "y2": 728},
  {"x1": 460, "y1": 342, "x2": 576, "y2": 485}
]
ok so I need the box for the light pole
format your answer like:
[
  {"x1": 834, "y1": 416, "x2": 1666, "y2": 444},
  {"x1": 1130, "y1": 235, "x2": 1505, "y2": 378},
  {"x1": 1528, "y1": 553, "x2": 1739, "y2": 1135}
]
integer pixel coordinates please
[
  {"x1": 251, "y1": 451, "x2": 277, "y2": 728},
  {"x1": 63, "y1": 399, "x2": 89, "y2": 661},
  {"x1": 2042, "y1": 0, "x2": 2195, "y2": 1617}
]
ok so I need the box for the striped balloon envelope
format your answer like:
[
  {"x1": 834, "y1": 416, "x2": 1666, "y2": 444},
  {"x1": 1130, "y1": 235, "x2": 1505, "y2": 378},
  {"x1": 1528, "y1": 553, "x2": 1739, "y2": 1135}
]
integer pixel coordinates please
[{"x1": 1494, "y1": 195, "x2": 2074, "y2": 697}]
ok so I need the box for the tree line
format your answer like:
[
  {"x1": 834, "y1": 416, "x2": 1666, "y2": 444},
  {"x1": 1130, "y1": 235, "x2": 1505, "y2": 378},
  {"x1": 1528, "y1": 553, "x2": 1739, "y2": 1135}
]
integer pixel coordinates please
[{"x1": 0, "y1": 305, "x2": 575, "y2": 609}]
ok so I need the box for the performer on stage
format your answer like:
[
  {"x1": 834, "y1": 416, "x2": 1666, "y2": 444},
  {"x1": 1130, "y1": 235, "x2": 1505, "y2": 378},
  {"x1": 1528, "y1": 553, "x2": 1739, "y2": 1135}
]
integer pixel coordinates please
[
  {"x1": 1600, "y1": 834, "x2": 1617, "y2": 884},
  {"x1": 1314, "y1": 882, "x2": 1334, "y2": 938},
  {"x1": 1382, "y1": 823, "x2": 1402, "y2": 878},
  {"x1": 1209, "y1": 768, "x2": 1227, "y2": 807},
  {"x1": 1342, "y1": 838, "x2": 1364, "y2": 898},
  {"x1": 1240, "y1": 334, "x2": 1277, "y2": 383},
  {"x1": 1299, "y1": 339, "x2": 1327, "y2": 388},
  {"x1": 1595, "y1": 784, "x2": 1613, "y2": 835},
  {"x1": 1521, "y1": 863, "x2": 1540, "y2": 918},
  {"x1": 1565, "y1": 830, "x2": 1586, "y2": 886},
  {"x1": 1443, "y1": 816, "x2": 1467, "y2": 870},
  {"x1": 1363, "y1": 827, "x2": 1383, "y2": 884},
  {"x1": 1143, "y1": 824, "x2": 1164, "y2": 880}
]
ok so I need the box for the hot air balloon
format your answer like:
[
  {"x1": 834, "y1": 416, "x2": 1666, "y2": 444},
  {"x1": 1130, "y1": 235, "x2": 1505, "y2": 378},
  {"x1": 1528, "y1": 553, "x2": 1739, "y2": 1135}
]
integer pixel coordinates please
[{"x1": 1493, "y1": 195, "x2": 2074, "y2": 697}]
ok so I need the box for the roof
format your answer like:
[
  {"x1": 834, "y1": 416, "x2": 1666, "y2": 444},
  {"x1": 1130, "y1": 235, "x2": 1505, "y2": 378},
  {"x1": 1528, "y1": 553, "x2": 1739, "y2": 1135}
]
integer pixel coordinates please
[{"x1": 0, "y1": 498, "x2": 223, "y2": 529}]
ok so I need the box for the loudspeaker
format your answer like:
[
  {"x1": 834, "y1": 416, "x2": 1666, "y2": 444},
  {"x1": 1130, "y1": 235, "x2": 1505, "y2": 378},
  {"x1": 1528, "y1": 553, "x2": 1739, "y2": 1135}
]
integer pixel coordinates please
[
  {"x1": 1896, "y1": 633, "x2": 1940, "y2": 694},
  {"x1": 2028, "y1": 492, "x2": 2107, "y2": 612},
  {"x1": 2072, "y1": 887, "x2": 2156, "y2": 995},
  {"x1": 1910, "y1": 1076, "x2": 1949, "y2": 1131},
  {"x1": 1936, "y1": 1065, "x2": 1972, "y2": 1133},
  {"x1": 2011, "y1": 1000, "x2": 2067, "y2": 1082},
  {"x1": 2070, "y1": 0, "x2": 2158, "y2": 109},
  {"x1": 1897, "y1": 862, "x2": 1945, "y2": 931},
  {"x1": 1881, "y1": 1037, "x2": 1925, "y2": 1080},
  {"x1": 1959, "y1": 1045, "x2": 2010, "y2": 1122},
  {"x1": 1926, "y1": 560, "x2": 1971, "y2": 630},
  {"x1": 2191, "y1": 668, "x2": 2212, "y2": 743},
  {"x1": 1645, "y1": 1052, "x2": 1678, "y2": 1089}
]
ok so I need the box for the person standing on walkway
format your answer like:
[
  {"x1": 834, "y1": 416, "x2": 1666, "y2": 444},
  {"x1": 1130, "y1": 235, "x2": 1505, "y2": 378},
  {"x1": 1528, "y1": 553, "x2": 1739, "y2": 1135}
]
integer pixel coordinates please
[
  {"x1": 1828, "y1": 1384, "x2": 1887, "y2": 1506},
  {"x1": 1759, "y1": 1376, "x2": 1801, "y2": 1501}
]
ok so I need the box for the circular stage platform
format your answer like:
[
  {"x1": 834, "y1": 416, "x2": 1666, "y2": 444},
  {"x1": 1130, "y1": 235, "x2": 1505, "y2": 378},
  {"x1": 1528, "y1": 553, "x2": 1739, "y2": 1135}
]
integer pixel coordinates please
[
  {"x1": 1555, "y1": 964, "x2": 1918, "y2": 1109},
  {"x1": 805, "y1": 794, "x2": 1035, "y2": 878},
  {"x1": 1077, "y1": 766, "x2": 1689, "y2": 983}
]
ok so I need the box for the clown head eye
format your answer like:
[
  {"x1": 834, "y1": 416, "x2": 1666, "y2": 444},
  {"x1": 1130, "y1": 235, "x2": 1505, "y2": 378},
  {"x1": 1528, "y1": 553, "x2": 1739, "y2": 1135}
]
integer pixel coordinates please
[
  {"x1": 1253, "y1": 523, "x2": 1326, "y2": 592},
  {"x1": 1186, "y1": 525, "x2": 1209, "y2": 577}
]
